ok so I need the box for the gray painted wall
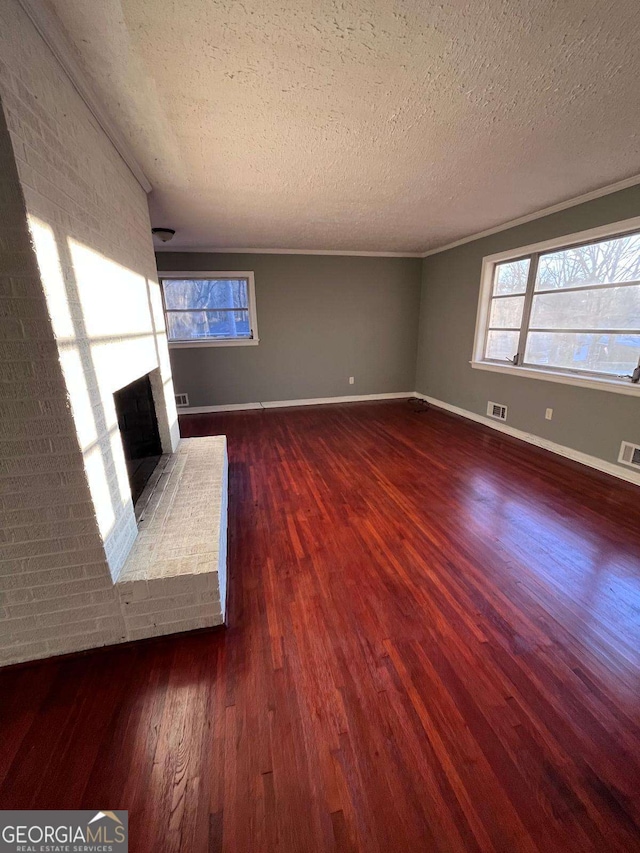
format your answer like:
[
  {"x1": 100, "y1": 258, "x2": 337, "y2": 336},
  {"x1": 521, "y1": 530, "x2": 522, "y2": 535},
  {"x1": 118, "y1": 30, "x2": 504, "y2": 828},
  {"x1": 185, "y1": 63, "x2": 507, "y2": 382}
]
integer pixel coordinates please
[
  {"x1": 416, "y1": 184, "x2": 640, "y2": 471},
  {"x1": 156, "y1": 253, "x2": 422, "y2": 406}
]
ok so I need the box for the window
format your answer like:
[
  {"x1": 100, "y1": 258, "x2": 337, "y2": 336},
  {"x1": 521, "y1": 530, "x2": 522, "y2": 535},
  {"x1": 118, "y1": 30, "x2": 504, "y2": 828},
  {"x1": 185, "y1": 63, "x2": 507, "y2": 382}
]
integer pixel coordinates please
[
  {"x1": 160, "y1": 272, "x2": 259, "y2": 347},
  {"x1": 473, "y1": 219, "x2": 640, "y2": 394}
]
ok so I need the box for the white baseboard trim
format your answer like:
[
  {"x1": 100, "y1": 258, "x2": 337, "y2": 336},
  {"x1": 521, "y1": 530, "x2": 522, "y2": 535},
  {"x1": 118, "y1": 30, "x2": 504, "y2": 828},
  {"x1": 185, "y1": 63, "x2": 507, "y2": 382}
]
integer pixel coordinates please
[
  {"x1": 262, "y1": 392, "x2": 413, "y2": 409},
  {"x1": 180, "y1": 391, "x2": 414, "y2": 414},
  {"x1": 180, "y1": 390, "x2": 639, "y2": 487},
  {"x1": 181, "y1": 402, "x2": 264, "y2": 414},
  {"x1": 415, "y1": 393, "x2": 640, "y2": 488}
]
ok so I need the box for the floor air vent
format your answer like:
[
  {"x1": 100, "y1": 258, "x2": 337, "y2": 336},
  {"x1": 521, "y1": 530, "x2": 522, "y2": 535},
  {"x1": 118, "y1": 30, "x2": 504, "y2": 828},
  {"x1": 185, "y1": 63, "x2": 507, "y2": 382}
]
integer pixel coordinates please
[
  {"x1": 487, "y1": 401, "x2": 507, "y2": 421},
  {"x1": 175, "y1": 393, "x2": 189, "y2": 407},
  {"x1": 618, "y1": 441, "x2": 640, "y2": 469}
]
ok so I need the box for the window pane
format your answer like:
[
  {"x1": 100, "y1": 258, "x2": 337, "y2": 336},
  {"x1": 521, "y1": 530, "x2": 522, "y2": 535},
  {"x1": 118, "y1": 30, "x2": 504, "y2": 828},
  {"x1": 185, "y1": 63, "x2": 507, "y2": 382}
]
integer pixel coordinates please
[
  {"x1": 536, "y1": 233, "x2": 640, "y2": 291},
  {"x1": 485, "y1": 330, "x2": 519, "y2": 361},
  {"x1": 493, "y1": 259, "x2": 530, "y2": 295},
  {"x1": 167, "y1": 310, "x2": 251, "y2": 340},
  {"x1": 525, "y1": 332, "x2": 640, "y2": 375},
  {"x1": 530, "y1": 284, "x2": 640, "y2": 330},
  {"x1": 489, "y1": 295, "x2": 525, "y2": 329},
  {"x1": 163, "y1": 278, "x2": 248, "y2": 310}
]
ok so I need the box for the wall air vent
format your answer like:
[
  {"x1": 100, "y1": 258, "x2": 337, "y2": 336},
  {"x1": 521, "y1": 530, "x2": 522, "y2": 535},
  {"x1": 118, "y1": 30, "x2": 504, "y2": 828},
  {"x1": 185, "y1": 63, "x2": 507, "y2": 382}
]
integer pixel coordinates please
[
  {"x1": 175, "y1": 393, "x2": 189, "y2": 408},
  {"x1": 618, "y1": 441, "x2": 640, "y2": 469},
  {"x1": 487, "y1": 401, "x2": 507, "y2": 421}
]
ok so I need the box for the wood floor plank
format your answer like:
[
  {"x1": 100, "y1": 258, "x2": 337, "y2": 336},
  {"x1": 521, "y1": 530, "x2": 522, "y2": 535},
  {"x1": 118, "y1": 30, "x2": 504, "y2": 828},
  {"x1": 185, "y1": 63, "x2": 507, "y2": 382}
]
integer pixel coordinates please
[{"x1": 1, "y1": 400, "x2": 640, "y2": 851}]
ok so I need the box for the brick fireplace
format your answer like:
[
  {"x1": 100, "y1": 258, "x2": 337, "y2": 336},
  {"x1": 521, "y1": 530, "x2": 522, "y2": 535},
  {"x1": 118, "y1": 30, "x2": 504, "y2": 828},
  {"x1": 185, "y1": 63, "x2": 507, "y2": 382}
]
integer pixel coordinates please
[
  {"x1": 0, "y1": 1, "x2": 227, "y2": 666},
  {"x1": 113, "y1": 372, "x2": 164, "y2": 507}
]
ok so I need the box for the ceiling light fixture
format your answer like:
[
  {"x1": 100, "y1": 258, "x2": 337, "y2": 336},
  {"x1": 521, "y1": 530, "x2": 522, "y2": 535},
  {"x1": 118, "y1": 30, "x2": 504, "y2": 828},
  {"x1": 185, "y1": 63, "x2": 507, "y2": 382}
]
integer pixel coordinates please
[{"x1": 151, "y1": 227, "x2": 176, "y2": 243}]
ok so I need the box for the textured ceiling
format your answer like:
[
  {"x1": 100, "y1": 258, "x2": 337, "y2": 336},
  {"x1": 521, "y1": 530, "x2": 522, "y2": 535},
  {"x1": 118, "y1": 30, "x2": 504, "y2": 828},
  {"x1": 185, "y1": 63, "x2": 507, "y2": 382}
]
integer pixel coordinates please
[{"x1": 46, "y1": 0, "x2": 640, "y2": 252}]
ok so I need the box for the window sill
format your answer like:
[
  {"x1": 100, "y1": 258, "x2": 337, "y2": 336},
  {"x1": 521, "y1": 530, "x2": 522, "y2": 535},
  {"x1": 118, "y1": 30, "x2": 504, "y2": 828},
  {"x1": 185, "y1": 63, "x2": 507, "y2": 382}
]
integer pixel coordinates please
[
  {"x1": 169, "y1": 338, "x2": 260, "y2": 349},
  {"x1": 470, "y1": 360, "x2": 640, "y2": 397}
]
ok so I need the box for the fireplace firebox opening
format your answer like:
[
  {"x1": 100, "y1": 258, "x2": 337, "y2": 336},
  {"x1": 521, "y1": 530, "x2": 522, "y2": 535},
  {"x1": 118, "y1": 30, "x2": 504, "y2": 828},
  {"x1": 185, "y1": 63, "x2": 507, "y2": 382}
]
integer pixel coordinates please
[{"x1": 114, "y1": 373, "x2": 163, "y2": 506}]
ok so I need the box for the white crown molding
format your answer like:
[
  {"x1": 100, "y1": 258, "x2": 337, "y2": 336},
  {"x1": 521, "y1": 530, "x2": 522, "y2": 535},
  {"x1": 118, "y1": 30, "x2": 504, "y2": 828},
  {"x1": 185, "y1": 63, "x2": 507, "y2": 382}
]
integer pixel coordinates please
[
  {"x1": 414, "y1": 393, "x2": 640, "y2": 488},
  {"x1": 17, "y1": 0, "x2": 152, "y2": 194},
  {"x1": 421, "y1": 174, "x2": 640, "y2": 258},
  {"x1": 157, "y1": 171, "x2": 640, "y2": 258},
  {"x1": 155, "y1": 246, "x2": 422, "y2": 257},
  {"x1": 17, "y1": 0, "x2": 639, "y2": 257}
]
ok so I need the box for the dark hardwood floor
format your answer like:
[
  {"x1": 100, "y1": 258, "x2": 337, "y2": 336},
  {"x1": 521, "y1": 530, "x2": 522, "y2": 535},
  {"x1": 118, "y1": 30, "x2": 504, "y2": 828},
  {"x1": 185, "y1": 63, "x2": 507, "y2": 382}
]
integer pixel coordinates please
[{"x1": 2, "y1": 400, "x2": 640, "y2": 852}]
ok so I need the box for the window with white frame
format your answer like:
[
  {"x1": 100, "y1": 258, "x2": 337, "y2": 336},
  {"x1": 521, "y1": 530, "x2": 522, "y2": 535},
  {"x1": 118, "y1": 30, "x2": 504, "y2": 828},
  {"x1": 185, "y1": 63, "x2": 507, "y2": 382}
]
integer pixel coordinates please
[
  {"x1": 474, "y1": 223, "x2": 640, "y2": 389},
  {"x1": 160, "y1": 272, "x2": 259, "y2": 346}
]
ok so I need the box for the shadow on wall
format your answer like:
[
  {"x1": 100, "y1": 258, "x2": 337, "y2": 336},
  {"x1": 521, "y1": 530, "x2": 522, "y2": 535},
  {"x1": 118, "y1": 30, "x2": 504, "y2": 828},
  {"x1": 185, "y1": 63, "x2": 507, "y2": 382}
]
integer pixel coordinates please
[{"x1": 28, "y1": 215, "x2": 179, "y2": 580}]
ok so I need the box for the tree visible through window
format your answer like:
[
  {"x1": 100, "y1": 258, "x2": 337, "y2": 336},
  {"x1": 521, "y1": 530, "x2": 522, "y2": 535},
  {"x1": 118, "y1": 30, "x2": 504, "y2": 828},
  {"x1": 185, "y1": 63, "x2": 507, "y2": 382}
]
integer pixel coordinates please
[
  {"x1": 161, "y1": 276, "x2": 257, "y2": 343},
  {"x1": 483, "y1": 230, "x2": 640, "y2": 380}
]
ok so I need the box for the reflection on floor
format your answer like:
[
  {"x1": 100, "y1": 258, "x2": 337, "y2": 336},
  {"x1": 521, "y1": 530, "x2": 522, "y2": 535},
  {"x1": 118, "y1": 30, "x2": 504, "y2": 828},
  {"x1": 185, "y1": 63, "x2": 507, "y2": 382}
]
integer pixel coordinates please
[{"x1": 1, "y1": 400, "x2": 640, "y2": 852}]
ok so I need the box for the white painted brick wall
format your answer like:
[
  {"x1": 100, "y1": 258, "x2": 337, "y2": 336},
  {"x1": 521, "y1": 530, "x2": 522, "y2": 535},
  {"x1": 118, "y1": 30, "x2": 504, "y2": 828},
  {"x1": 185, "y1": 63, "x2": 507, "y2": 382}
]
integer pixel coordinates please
[
  {"x1": 0, "y1": 0, "x2": 179, "y2": 585},
  {"x1": 0, "y1": 94, "x2": 127, "y2": 666},
  {"x1": 0, "y1": 2, "x2": 225, "y2": 667}
]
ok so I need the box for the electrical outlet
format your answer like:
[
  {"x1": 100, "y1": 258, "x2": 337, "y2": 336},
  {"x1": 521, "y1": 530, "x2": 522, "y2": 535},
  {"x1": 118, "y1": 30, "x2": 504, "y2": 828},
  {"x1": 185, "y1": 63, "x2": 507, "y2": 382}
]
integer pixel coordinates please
[
  {"x1": 349, "y1": 376, "x2": 355, "y2": 385},
  {"x1": 545, "y1": 408, "x2": 553, "y2": 420}
]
